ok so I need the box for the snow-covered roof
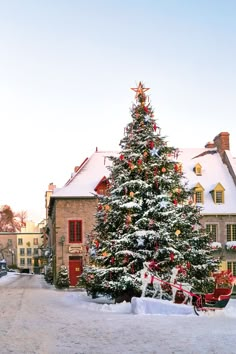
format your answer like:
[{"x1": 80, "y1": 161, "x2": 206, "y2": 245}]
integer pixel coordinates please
[
  {"x1": 51, "y1": 147, "x2": 236, "y2": 215},
  {"x1": 51, "y1": 151, "x2": 118, "y2": 198},
  {"x1": 177, "y1": 147, "x2": 236, "y2": 215}
]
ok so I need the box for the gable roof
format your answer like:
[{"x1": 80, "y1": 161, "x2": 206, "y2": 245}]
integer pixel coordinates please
[{"x1": 51, "y1": 150, "x2": 117, "y2": 198}]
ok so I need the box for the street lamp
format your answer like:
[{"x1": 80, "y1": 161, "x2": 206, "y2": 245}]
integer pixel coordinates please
[
  {"x1": 9, "y1": 249, "x2": 14, "y2": 266},
  {"x1": 60, "y1": 236, "x2": 65, "y2": 265}
]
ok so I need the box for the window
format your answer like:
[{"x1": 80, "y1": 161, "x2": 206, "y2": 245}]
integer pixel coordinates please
[
  {"x1": 27, "y1": 258, "x2": 32, "y2": 266},
  {"x1": 210, "y1": 183, "x2": 225, "y2": 204},
  {"x1": 20, "y1": 258, "x2": 25, "y2": 266},
  {"x1": 20, "y1": 248, "x2": 25, "y2": 256},
  {"x1": 94, "y1": 176, "x2": 110, "y2": 195},
  {"x1": 196, "y1": 191, "x2": 203, "y2": 203},
  {"x1": 69, "y1": 220, "x2": 82, "y2": 243},
  {"x1": 194, "y1": 163, "x2": 202, "y2": 176},
  {"x1": 33, "y1": 248, "x2": 39, "y2": 256},
  {"x1": 33, "y1": 238, "x2": 38, "y2": 245},
  {"x1": 27, "y1": 248, "x2": 32, "y2": 256},
  {"x1": 206, "y1": 224, "x2": 217, "y2": 242},
  {"x1": 227, "y1": 224, "x2": 236, "y2": 241},
  {"x1": 193, "y1": 183, "x2": 204, "y2": 204},
  {"x1": 227, "y1": 262, "x2": 236, "y2": 276},
  {"x1": 216, "y1": 191, "x2": 223, "y2": 203},
  {"x1": 18, "y1": 238, "x2": 23, "y2": 245},
  {"x1": 8, "y1": 239, "x2": 12, "y2": 246}
]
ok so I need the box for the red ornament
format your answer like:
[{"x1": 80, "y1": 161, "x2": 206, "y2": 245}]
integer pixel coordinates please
[
  {"x1": 153, "y1": 123, "x2": 157, "y2": 132},
  {"x1": 137, "y1": 158, "x2": 142, "y2": 165},
  {"x1": 110, "y1": 256, "x2": 115, "y2": 264},
  {"x1": 123, "y1": 254, "x2": 129, "y2": 264},
  {"x1": 187, "y1": 261, "x2": 191, "y2": 269},
  {"x1": 120, "y1": 154, "x2": 124, "y2": 160},
  {"x1": 94, "y1": 239, "x2": 99, "y2": 248},
  {"x1": 149, "y1": 141, "x2": 155, "y2": 149},
  {"x1": 154, "y1": 167, "x2": 158, "y2": 175},
  {"x1": 170, "y1": 252, "x2": 175, "y2": 261},
  {"x1": 174, "y1": 164, "x2": 179, "y2": 172},
  {"x1": 173, "y1": 199, "x2": 178, "y2": 206},
  {"x1": 155, "y1": 243, "x2": 159, "y2": 251},
  {"x1": 144, "y1": 106, "x2": 149, "y2": 113},
  {"x1": 131, "y1": 264, "x2": 135, "y2": 273}
]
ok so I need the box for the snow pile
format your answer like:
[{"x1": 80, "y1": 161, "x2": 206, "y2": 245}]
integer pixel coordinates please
[{"x1": 131, "y1": 297, "x2": 195, "y2": 315}]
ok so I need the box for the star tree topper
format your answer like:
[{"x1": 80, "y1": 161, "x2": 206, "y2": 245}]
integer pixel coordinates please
[{"x1": 131, "y1": 82, "x2": 150, "y2": 99}]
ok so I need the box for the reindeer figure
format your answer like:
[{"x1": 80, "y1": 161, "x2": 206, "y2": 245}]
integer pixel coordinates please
[
  {"x1": 170, "y1": 267, "x2": 192, "y2": 305},
  {"x1": 140, "y1": 262, "x2": 163, "y2": 299}
]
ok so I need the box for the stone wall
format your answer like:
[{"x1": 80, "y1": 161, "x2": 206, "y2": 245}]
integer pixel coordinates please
[{"x1": 53, "y1": 198, "x2": 97, "y2": 273}]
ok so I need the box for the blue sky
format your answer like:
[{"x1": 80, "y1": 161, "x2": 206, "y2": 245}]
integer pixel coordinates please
[{"x1": 0, "y1": 0, "x2": 236, "y2": 222}]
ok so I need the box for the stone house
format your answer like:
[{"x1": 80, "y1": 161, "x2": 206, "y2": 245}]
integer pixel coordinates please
[
  {"x1": 48, "y1": 150, "x2": 116, "y2": 286},
  {"x1": 48, "y1": 132, "x2": 236, "y2": 286}
]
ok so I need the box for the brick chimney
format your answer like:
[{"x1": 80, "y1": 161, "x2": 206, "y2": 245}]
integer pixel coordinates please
[
  {"x1": 48, "y1": 182, "x2": 56, "y2": 191},
  {"x1": 213, "y1": 132, "x2": 230, "y2": 156}
]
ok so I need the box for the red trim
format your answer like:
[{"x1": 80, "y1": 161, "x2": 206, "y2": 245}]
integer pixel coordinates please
[{"x1": 94, "y1": 176, "x2": 109, "y2": 193}]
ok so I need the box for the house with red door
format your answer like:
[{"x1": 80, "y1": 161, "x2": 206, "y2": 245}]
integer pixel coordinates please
[
  {"x1": 47, "y1": 149, "x2": 117, "y2": 286},
  {"x1": 48, "y1": 132, "x2": 236, "y2": 286}
]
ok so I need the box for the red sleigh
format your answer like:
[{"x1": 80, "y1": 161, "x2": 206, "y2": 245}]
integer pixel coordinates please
[{"x1": 193, "y1": 270, "x2": 234, "y2": 315}]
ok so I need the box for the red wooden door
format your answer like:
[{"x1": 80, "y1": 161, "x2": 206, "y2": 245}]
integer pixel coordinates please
[{"x1": 69, "y1": 257, "x2": 83, "y2": 286}]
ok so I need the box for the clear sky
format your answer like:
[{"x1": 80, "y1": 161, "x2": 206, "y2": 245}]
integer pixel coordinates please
[{"x1": 0, "y1": 0, "x2": 236, "y2": 222}]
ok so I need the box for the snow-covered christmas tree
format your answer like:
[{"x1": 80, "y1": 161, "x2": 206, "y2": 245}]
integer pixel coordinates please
[
  {"x1": 55, "y1": 265, "x2": 70, "y2": 289},
  {"x1": 79, "y1": 82, "x2": 219, "y2": 301}
]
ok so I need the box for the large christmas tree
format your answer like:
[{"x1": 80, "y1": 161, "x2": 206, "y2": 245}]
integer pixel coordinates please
[{"x1": 79, "y1": 82, "x2": 219, "y2": 301}]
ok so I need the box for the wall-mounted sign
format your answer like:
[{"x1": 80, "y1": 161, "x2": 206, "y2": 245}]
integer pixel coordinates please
[{"x1": 69, "y1": 245, "x2": 83, "y2": 254}]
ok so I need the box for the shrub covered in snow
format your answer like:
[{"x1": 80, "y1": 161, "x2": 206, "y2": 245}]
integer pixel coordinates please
[{"x1": 55, "y1": 265, "x2": 70, "y2": 289}]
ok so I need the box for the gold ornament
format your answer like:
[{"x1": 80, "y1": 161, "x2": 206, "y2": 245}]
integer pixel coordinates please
[
  {"x1": 104, "y1": 205, "x2": 110, "y2": 211},
  {"x1": 129, "y1": 191, "x2": 134, "y2": 198},
  {"x1": 175, "y1": 230, "x2": 181, "y2": 236}
]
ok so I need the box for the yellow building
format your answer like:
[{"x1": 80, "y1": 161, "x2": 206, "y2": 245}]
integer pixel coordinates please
[{"x1": 17, "y1": 221, "x2": 44, "y2": 273}]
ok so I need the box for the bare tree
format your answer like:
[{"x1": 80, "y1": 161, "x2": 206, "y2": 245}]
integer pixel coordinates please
[{"x1": 0, "y1": 205, "x2": 26, "y2": 232}]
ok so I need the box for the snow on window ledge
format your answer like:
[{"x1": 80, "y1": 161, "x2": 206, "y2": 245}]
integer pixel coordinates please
[
  {"x1": 211, "y1": 242, "x2": 222, "y2": 250},
  {"x1": 225, "y1": 241, "x2": 236, "y2": 251}
]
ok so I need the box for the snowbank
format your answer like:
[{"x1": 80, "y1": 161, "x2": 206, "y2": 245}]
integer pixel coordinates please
[{"x1": 131, "y1": 297, "x2": 195, "y2": 315}]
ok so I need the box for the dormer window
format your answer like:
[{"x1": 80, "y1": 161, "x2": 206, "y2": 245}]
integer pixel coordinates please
[
  {"x1": 193, "y1": 163, "x2": 202, "y2": 176},
  {"x1": 193, "y1": 183, "x2": 204, "y2": 204},
  {"x1": 94, "y1": 176, "x2": 110, "y2": 195},
  {"x1": 210, "y1": 183, "x2": 225, "y2": 204}
]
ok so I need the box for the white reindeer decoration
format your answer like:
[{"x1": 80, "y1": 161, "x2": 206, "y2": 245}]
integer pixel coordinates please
[
  {"x1": 140, "y1": 262, "x2": 163, "y2": 299},
  {"x1": 170, "y1": 267, "x2": 192, "y2": 305}
]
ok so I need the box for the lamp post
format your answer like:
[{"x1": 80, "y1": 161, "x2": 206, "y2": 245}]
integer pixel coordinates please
[
  {"x1": 60, "y1": 236, "x2": 65, "y2": 265},
  {"x1": 9, "y1": 249, "x2": 14, "y2": 266}
]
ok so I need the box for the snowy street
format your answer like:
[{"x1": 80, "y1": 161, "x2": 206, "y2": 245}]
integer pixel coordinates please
[{"x1": 0, "y1": 273, "x2": 236, "y2": 354}]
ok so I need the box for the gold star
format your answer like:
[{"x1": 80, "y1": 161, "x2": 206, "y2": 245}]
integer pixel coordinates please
[{"x1": 131, "y1": 82, "x2": 150, "y2": 99}]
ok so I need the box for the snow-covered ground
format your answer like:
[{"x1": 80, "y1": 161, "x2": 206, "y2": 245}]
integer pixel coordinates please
[{"x1": 0, "y1": 272, "x2": 236, "y2": 354}]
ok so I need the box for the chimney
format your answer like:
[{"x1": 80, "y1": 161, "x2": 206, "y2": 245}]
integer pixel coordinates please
[
  {"x1": 48, "y1": 183, "x2": 56, "y2": 191},
  {"x1": 213, "y1": 132, "x2": 230, "y2": 157}
]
